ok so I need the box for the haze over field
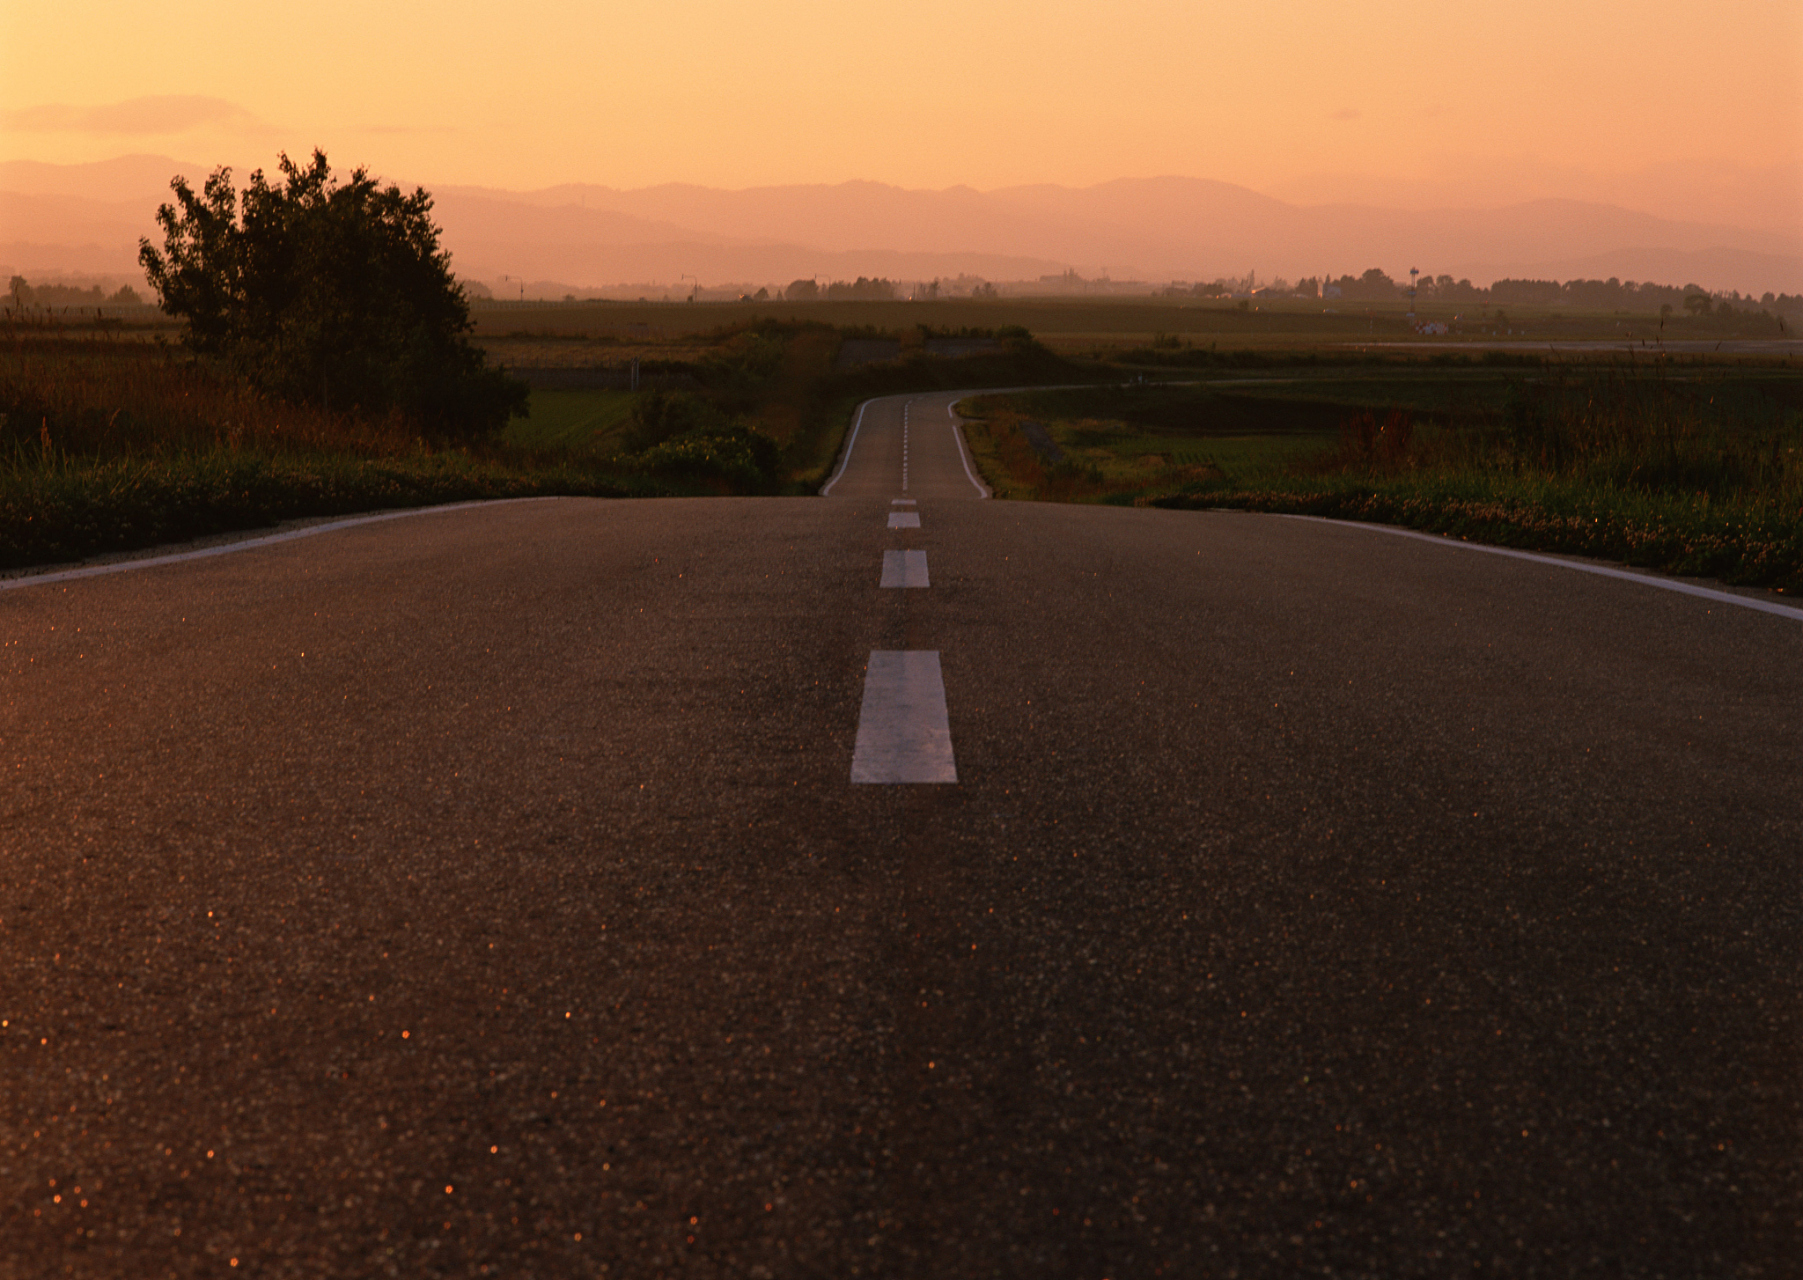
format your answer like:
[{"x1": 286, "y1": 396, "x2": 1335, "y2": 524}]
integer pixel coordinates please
[{"x1": 2, "y1": 1, "x2": 1799, "y2": 295}]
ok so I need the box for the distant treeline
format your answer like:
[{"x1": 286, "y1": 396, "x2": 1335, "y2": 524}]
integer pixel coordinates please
[
  {"x1": 1173, "y1": 269, "x2": 1801, "y2": 315},
  {"x1": 783, "y1": 277, "x2": 901, "y2": 301},
  {"x1": 8, "y1": 276, "x2": 143, "y2": 310}
]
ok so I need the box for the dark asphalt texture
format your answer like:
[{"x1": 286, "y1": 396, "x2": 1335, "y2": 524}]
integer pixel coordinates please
[{"x1": 3, "y1": 391, "x2": 1800, "y2": 1278}]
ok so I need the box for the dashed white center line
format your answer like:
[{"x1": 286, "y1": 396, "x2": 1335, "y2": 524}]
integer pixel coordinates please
[
  {"x1": 888, "y1": 512, "x2": 921, "y2": 529},
  {"x1": 851, "y1": 651, "x2": 957, "y2": 783},
  {"x1": 880, "y1": 550, "x2": 930, "y2": 588}
]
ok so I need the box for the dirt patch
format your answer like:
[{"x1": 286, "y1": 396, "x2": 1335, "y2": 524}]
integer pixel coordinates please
[{"x1": 1020, "y1": 420, "x2": 1064, "y2": 464}]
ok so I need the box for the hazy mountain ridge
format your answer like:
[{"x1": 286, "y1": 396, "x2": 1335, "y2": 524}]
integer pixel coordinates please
[{"x1": 3, "y1": 157, "x2": 1799, "y2": 296}]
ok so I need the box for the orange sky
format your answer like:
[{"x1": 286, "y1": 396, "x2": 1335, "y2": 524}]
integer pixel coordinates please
[{"x1": 4, "y1": 0, "x2": 1799, "y2": 230}]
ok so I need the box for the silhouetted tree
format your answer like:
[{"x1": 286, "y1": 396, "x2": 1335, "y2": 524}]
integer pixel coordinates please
[
  {"x1": 139, "y1": 149, "x2": 525, "y2": 441},
  {"x1": 823, "y1": 277, "x2": 898, "y2": 300}
]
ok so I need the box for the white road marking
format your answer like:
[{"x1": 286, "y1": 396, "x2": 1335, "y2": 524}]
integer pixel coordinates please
[
  {"x1": 1275, "y1": 514, "x2": 1803, "y2": 623},
  {"x1": 888, "y1": 512, "x2": 921, "y2": 529},
  {"x1": 851, "y1": 651, "x2": 957, "y2": 783},
  {"x1": 0, "y1": 498, "x2": 561, "y2": 593},
  {"x1": 819, "y1": 398, "x2": 874, "y2": 496},
  {"x1": 944, "y1": 399, "x2": 991, "y2": 498},
  {"x1": 881, "y1": 550, "x2": 930, "y2": 588},
  {"x1": 817, "y1": 391, "x2": 997, "y2": 500}
]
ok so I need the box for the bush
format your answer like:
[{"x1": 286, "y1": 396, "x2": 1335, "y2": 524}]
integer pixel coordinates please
[
  {"x1": 635, "y1": 424, "x2": 781, "y2": 492},
  {"x1": 624, "y1": 389, "x2": 730, "y2": 451}
]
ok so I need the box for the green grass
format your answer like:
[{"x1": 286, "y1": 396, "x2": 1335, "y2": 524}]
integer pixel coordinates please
[
  {"x1": 957, "y1": 366, "x2": 1803, "y2": 592},
  {"x1": 17, "y1": 310, "x2": 1801, "y2": 591},
  {"x1": 1153, "y1": 474, "x2": 1803, "y2": 593},
  {"x1": 0, "y1": 319, "x2": 1091, "y2": 565},
  {"x1": 1161, "y1": 434, "x2": 1332, "y2": 476},
  {"x1": 504, "y1": 389, "x2": 636, "y2": 452},
  {"x1": 956, "y1": 385, "x2": 1340, "y2": 499},
  {"x1": 0, "y1": 447, "x2": 675, "y2": 572}
]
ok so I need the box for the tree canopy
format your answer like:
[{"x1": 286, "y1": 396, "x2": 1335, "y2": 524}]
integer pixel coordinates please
[{"x1": 139, "y1": 150, "x2": 524, "y2": 440}]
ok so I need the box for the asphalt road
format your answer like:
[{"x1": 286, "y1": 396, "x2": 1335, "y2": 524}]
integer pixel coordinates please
[{"x1": 3, "y1": 392, "x2": 1799, "y2": 1278}]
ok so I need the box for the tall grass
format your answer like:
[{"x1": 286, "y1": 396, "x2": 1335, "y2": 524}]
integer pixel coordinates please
[
  {"x1": 1324, "y1": 364, "x2": 1803, "y2": 506},
  {"x1": 0, "y1": 322, "x2": 670, "y2": 570},
  {"x1": 0, "y1": 448, "x2": 662, "y2": 571},
  {"x1": 2, "y1": 329, "x2": 418, "y2": 461},
  {"x1": 1159, "y1": 362, "x2": 1803, "y2": 591}
]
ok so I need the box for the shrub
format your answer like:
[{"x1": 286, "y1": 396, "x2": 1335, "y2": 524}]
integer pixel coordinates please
[{"x1": 635, "y1": 424, "x2": 781, "y2": 492}]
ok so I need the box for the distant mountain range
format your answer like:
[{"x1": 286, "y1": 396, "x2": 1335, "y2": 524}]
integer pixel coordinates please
[{"x1": 4, "y1": 155, "x2": 1798, "y2": 297}]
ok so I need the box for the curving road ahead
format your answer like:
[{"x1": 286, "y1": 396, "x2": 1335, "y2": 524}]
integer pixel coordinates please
[{"x1": 3, "y1": 392, "x2": 1799, "y2": 1277}]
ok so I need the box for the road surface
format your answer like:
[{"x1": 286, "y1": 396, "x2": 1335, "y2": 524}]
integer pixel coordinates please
[{"x1": 3, "y1": 391, "x2": 1798, "y2": 1277}]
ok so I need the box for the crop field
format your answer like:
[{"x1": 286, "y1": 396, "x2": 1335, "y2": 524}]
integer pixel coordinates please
[
  {"x1": 8, "y1": 298, "x2": 1803, "y2": 591},
  {"x1": 505, "y1": 389, "x2": 637, "y2": 453},
  {"x1": 470, "y1": 295, "x2": 1794, "y2": 356}
]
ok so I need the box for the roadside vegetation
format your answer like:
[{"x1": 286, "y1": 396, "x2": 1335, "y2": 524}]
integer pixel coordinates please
[
  {"x1": 7, "y1": 160, "x2": 1800, "y2": 593},
  {"x1": 957, "y1": 358, "x2": 1803, "y2": 592},
  {"x1": 0, "y1": 150, "x2": 1093, "y2": 571},
  {"x1": 0, "y1": 303, "x2": 1090, "y2": 570}
]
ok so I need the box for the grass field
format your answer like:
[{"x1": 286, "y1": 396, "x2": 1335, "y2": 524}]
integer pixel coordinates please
[
  {"x1": 0, "y1": 329, "x2": 680, "y2": 570},
  {"x1": 8, "y1": 300, "x2": 1802, "y2": 586},
  {"x1": 0, "y1": 313, "x2": 1088, "y2": 567},
  {"x1": 505, "y1": 389, "x2": 637, "y2": 453},
  {"x1": 471, "y1": 295, "x2": 1795, "y2": 354},
  {"x1": 957, "y1": 384, "x2": 1341, "y2": 499},
  {"x1": 957, "y1": 363, "x2": 1803, "y2": 592}
]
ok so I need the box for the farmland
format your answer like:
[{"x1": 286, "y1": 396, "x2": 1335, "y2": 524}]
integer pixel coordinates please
[
  {"x1": 468, "y1": 292, "x2": 1792, "y2": 356},
  {"x1": 5, "y1": 296, "x2": 1800, "y2": 590}
]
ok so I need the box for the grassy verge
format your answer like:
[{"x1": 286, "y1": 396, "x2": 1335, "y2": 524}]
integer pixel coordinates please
[
  {"x1": 0, "y1": 449, "x2": 675, "y2": 572},
  {"x1": 1154, "y1": 476, "x2": 1803, "y2": 593},
  {"x1": 957, "y1": 366, "x2": 1803, "y2": 593},
  {"x1": 0, "y1": 317, "x2": 1101, "y2": 568},
  {"x1": 25, "y1": 309, "x2": 1794, "y2": 595}
]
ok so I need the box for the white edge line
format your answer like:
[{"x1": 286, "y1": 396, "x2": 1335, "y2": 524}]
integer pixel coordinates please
[
  {"x1": 819, "y1": 398, "x2": 874, "y2": 496},
  {"x1": 1, "y1": 496, "x2": 562, "y2": 593},
  {"x1": 1270, "y1": 513, "x2": 1803, "y2": 623},
  {"x1": 947, "y1": 403, "x2": 992, "y2": 499},
  {"x1": 839, "y1": 384, "x2": 1170, "y2": 501}
]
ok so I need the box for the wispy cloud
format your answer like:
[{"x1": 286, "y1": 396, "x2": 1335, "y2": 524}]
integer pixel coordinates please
[
  {"x1": 3, "y1": 96, "x2": 266, "y2": 137},
  {"x1": 1330, "y1": 107, "x2": 1361, "y2": 122}
]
